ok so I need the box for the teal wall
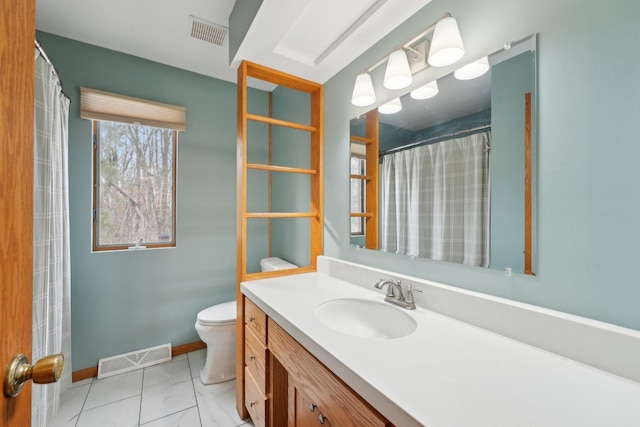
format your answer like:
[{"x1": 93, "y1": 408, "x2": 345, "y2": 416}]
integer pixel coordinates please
[
  {"x1": 36, "y1": 32, "x2": 268, "y2": 370},
  {"x1": 323, "y1": 0, "x2": 640, "y2": 331},
  {"x1": 244, "y1": 85, "x2": 312, "y2": 271},
  {"x1": 271, "y1": 87, "x2": 312, "y2": 267},
  {"x1": 246, "y1": 91, "x2": 271, "y2": 273}
]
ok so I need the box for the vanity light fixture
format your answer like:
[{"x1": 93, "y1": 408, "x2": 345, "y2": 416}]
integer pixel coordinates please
[
  {"x1": 454, "y1": 56, "x2": 490, "y2": 80},
  {"x1": 427, "y1": 16, "x2": 465, "y2": 67},
  {"x1": 378, "y1": 97, "x2": 402, "y2": 114},
  {"x1": 383, "y1": 49, "x2": 413, "y2": 90},
  {"x1": 351, "y1": 72, "x2": 376, "y2": 107},
  {"x1": 410, "y1": 80, "x2": 439, "y2": 100},
  {"x1": 350, "y1": 12, "x2": 465, "y2": 107}
]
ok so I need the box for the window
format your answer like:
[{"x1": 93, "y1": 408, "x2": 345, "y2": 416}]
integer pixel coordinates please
[
  {"x1": 350, "y1": 155, "x2": 366, "y2": 235},
  {"x1": 80, "y1": 87, "x2": 185, "y2": 251},
  {"x1": 93, "y1": 121, "x2": 177, "y2": 250}
]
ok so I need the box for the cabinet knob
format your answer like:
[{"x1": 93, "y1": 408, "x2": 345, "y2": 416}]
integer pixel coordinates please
[
  {"x1": 248, "y1": 316, "x2": 256, "y2": 322},
  {"x1": 309, "y1": 403, "x2": 316, "y2": 412},
  {"x1": 249, "y1": 400, "x2": 256, "y2": 407},
  {"x1": 249, "y1": 355, "x2": 255, "y2": 361},
  {"x1": 319, "y1": 414, "x2": 327, "y2": 424}
]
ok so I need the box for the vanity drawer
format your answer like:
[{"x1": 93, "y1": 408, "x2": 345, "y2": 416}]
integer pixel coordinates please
[
  {"x1": 244, "y1": 297, "x2": 267, "y2": 345},
  {"x1": 245, "y1": 367, "x2": 267, "y2": 427},
  {"x1": 244, "y1": 327, "x2": 267, "y2": 392},
  {"x1": 268, "y1": 318, "x2": 390, "y2": 427}
]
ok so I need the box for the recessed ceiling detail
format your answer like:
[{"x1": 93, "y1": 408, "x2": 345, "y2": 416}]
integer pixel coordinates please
[
  {"x1": 272, "y1": 0, "x2": 387, "y2": 66},
  {"x1": 37, "y1": 0, "x2": 433, "y2": 86}
]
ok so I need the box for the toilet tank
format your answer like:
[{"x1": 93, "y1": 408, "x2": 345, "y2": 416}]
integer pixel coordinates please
[{"x1": 260, "y1": 257, "x2": 297, "y2": 272}]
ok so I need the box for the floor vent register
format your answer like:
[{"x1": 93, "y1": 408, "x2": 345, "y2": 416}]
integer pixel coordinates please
[{"x1": 97, "y1": 343, "x2": 172, "y2": 379}]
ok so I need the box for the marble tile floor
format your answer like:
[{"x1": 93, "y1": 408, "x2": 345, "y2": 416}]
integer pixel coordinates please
[{"x1": 50, "y1": 349, "x2": 254, "y2": 427}]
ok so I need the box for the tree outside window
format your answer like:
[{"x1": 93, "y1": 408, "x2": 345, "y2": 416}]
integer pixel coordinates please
[{"x1": 93, "y1": 120, "x2": 176, "y2": 250}]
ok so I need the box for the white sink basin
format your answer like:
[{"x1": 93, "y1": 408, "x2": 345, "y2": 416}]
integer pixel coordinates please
[{"x1": 314, "y1": 298, "x2": 417, "y2": 339}]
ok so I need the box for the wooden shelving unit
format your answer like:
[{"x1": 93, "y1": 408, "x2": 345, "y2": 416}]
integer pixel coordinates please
[
  {"x1": 350, "y1": 110, "x2": 379, "y2": 250},
  {"x1": 235, "y1": 61, "x2": 323, "y2": 419}
]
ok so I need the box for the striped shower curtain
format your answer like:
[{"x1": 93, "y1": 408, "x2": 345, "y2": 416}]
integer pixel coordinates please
[
  {"x1": 33, "y1": 47, "x2": 71, "y2": 426},
  {"x1": 380, "y1": 131, "x2": 491, "y2": 267}
]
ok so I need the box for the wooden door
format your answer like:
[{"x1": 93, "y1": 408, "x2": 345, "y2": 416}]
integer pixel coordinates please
[
  {"x1": 291, "y1": 382, "x2": 333, "y2": 427},
  {"x1": 1, "y1": 0, "x2": 36, "y2": 426},
  {"x1": 292, "y1": 383, "x2": 316, "y2": 427}
]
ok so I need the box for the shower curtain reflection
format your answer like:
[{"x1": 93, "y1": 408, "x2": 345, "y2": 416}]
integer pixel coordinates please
[
  {"x1": 380, "y1": 131, "x2": 491, "y2": 266},
  {"x1": 33, "y1": 45, "x2": 71, "y2": 426}
]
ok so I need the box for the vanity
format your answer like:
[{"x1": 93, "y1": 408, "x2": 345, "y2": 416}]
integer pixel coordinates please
[{"x1": 241, "y1": 256, "x2": 640, "y2": 426}]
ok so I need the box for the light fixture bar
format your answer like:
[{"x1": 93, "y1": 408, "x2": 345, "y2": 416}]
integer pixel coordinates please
[
  {"x1": 362, "y1": 12, "x2": 451, "y2": 75},
  {"x1": 406, "y1": 40, "x2": 428, "y2": 74},
  {"x1": 351, "y1": 12, "x2": 465, "y2": 107},
  {"x1": 401, "y1": 12, "x2": 450, "y2": 50}
]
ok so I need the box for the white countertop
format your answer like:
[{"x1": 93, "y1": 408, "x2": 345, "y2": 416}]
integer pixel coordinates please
[{"x1": 242, "y1": 272, "x2": 640, "y2": 427}]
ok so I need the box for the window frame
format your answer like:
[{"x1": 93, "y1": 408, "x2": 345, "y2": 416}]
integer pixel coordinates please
[{"x1": 92, "y1": 120, "x2": 178, "y2": 252}]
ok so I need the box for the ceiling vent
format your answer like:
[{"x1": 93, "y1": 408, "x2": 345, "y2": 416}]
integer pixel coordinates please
[{"x1": 190, "y1": 16, "x2": 228, "y2": 46}]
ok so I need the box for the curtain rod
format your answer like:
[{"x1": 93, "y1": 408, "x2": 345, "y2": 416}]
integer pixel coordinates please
[
  {"x1": 35, "y1": 40, "x2": 56, "y2": 72},
  {"x1": 380, "y1": 124, "x2": 491, "y2": 156},
  {"x1": 35, "y1": 39, "x2": 69, "y2": 100}
]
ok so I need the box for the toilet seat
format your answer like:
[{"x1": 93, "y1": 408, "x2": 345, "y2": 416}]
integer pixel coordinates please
[{"x1": 197, "y1": 301, "x2": 236, "y2": 326}]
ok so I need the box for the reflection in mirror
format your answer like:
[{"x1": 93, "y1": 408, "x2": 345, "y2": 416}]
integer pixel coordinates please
[
  {"x1": 349, "y1": 35, "x2": 536, "y2": 274},
  {"x1": 350, "y1": 110, "x2": 379, "y2": 250}
]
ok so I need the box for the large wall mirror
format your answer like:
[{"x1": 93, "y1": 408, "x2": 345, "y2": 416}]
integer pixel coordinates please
[{"x1": 350, "y1": 35, "x2": 537, "y2": 275}]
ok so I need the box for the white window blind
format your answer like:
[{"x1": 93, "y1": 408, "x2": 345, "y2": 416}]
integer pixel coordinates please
[
  {"x1": 80, "y1": 87, "x2": 186, "y2": 131},
  {"x1": 350, "y1": 142, "x2": 366, "y2": 156}
]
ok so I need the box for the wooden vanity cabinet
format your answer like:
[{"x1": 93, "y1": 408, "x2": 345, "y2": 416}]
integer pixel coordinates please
[
  {"x1": 244, "y1": 298, "x2": 268, "y2": 426},
  {"x1": 268, "y1": 318, "x2": 392, "y2": 427},
  {"x1": 236, "y1": 61, "x2": 324, "y2": 418},
  {"x1": 242, "y1": 297, "x2": 392, "y2": 427},
  {"x1": 245, "y1": 368, "x2": 267, "y2": 427},
  {"x1": 290, "y1": 381, "x2": 334, "y2": 427}
]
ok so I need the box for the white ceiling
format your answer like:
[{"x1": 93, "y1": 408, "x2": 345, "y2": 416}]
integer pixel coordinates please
[{"x1": 35, "y1": 0, "x2": 432, "y2": 87}]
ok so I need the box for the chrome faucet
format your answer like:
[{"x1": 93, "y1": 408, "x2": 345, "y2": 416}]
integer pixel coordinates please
[{"x1": 374, "y1": 279, "x2": 421, "y2": 310}]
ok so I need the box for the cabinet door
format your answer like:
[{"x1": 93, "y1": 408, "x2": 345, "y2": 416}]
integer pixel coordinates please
[
  {"x1": 269, "y1": 319, "x2": 389, "y2": 427},
  {"x1": 245, "y1": 327, "x2": 267, "y2": 392},
  {"x1": 245, "y1": 297, "x2": 267, "y2": 345},
  {"x1": 290, "y1": 380, "x2": 333, "y2": 427},
  {"x1": 245, "y1": 367, "x2": 267, "y2": 427}
]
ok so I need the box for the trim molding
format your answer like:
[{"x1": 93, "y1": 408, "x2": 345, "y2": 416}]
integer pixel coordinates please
[
  {"x1": 71, "y1": 366, "x2": 98, "y2": 383},
  {"x1": 71, "y1": 341, "x2": 206, "y2": 382},
  {"x1": 172, "y1": 340, "x2": 206, "y2": 356}
]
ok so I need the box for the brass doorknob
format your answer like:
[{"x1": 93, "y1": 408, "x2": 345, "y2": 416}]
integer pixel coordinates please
[{"x1": 4, "y1": 353, "x2": 64, "y2": 398}]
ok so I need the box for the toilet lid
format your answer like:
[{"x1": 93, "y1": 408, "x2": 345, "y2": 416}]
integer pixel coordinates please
[{"x1": 197, "y1": 301, "x2": 237, "y2": 326}]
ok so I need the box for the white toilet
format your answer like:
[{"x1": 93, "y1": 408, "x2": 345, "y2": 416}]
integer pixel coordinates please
[
  {"x1": 195, "y1": 300, "x2": 236, "y2": 384},
  {"x1": 195, "y1": 258, "x2": 296, "y2": 385}
]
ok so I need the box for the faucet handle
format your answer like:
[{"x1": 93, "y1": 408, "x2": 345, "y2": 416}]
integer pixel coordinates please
[{"x1": 405, "y1": 284, "x2": 423, "y2": 308}]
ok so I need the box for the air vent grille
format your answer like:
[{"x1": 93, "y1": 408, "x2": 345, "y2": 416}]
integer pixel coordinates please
[
  {"x1": 97, "y1": 343, "x2": 172, "y2": 379},
  {"x1": 190, "y1": 16, "x2": 228, "y2": 46}
]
